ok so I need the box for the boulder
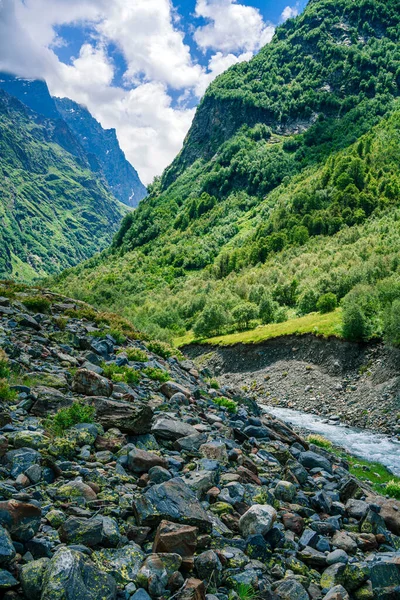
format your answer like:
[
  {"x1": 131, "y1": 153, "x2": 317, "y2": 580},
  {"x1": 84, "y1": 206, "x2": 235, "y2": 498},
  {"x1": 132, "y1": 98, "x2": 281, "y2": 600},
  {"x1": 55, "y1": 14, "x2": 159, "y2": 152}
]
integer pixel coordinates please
[
  {"x1": 160, "y1": 382, "x2": 191, "y2": 399},
  {"x1": 20, "y1": 558, "x2": 50, "y2": 600},
  {"x1": 322, "y1": 586, "x2": 350, "y2": 600},
  {"x1": 128, "y1": 447, "x2": 168, "y2": 474},
  {"x1": 175, "y1": 578, "x2": 205, "y2": 600},
  {"x1": 40, "y1": 547, "x2": 116, "y2": 600},
  {"x1": 31, "y1": 386, "x2": 72, "y2": 416},
  {"x1": 93, "y1": 545, "x2": 145, "y2": 586},
  {"x1": 239, "y1": 504, "x2": 277, "y2": 538},
  {"x1": 133, "y1": 477, "x2": 212, "y2": 532},
  {"x1": 370, "y1": 496, "x2": 400, "y2": 536},
  {"x1": 59, "y1": 516, "x2": 103, "y2": 547},
  {"x1": 273, "y1": 578, "x2": 309, "y2": 600},
  {"x1": 72, "y1": 369, "x2": 113, "y2": 397},
  {"x1": 153, "y1": 520, "x2": 198, "y2": 569},
  {"x1": 152, "y1": 416, "x2": 198, "y2": 441},
  {"x1": 195, "y1": 550, "x2": 222, "y2": 586},
  {"x1": 0, "y1": 499, "x2": 41, "y2": 542},
  {"x1": 299, "y1": 450, "x2": 333, "y2": 474},
  {"x1": 369, "y1": 554, "x2": 400, "y2": 599},
  {"x1": 93, "y1": 397, "x2": 153, "y2": 434},
  {"x1": 57, "y1": 480, "x2": 97, "y2": 501},
  {"x1": 0, "y1": 525, "x2": 16, "y2": 565},
  {"x1": 137, "y1": 553, "x2": 182, "y2": 597}
]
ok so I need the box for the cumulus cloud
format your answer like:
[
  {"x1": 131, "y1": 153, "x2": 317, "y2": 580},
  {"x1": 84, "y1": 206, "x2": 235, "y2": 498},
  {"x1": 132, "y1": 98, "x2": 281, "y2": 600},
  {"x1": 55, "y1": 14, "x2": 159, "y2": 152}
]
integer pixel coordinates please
[
  {"x1": 281, "y1": 5, "x2": 299, "y2": 21},
  {"x1": 194, "y1": 0, "x2": 274, "y2": 54},
  {"x1": 0, "y1": 0, "x2": 277, "y2": 183}
]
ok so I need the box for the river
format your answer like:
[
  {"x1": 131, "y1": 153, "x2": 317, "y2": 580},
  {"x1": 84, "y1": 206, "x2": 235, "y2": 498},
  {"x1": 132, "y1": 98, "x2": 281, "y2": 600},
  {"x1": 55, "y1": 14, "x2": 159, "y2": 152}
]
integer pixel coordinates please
[{"x1": 262, "y1": 405, "x2": 400, "y2": 476}]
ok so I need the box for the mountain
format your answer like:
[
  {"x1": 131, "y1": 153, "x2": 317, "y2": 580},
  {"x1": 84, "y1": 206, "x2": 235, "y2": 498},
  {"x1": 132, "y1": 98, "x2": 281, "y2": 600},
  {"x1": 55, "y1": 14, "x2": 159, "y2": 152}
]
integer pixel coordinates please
[
  {"x1": 55, "y1": 98, "x2": 147, "y2": 207},
  {"x1": 53, "y1": 0, "x2": 400, "y2": 344},
  {"x1": 0, "y1": 88, "x2": 127, "y2": 279}
]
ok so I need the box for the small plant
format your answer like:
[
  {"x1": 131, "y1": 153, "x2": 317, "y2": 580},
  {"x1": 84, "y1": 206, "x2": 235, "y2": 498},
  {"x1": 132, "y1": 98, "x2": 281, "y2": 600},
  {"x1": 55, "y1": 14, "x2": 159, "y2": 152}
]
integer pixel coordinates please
[
  {"x1": 234, "y1": 583, "x2": 259, "y2": 600},
  {"x1": 146, "y1": 340, "x2": 181, "y2": 360},
  {"x1": 0, "y1": 350, "x2": 10, "y2": 379},
  {"x1": 142, "y1": 367, "x2": 170, "y2": 383},
  {"x1": 53, "y1": 316, "x2": 68, "y2": 331},
  {"x1": 45, "y1": 401, "x2": 95, "y2": 436},
  {"x1": 119, "y1": 347, "x2": 148, "y2": 362},
  {"x1": 213, "y1": 397, "x2": 237, "y2": 414},
  {"x1": 102, "y1": 363, "x2": 141, "y2": 385},
  {"x1": 22, "y1": 296, "x2": 51, "y2": 314},
  {"x1": 0, "y1": 379, "x2": 17, "y2": 401},
  {"x1": 209, "y1": 378, "x2": 219, "y2": 390},
  {"x1": 386, "y1": 480, "x2": 400, "y2": 500},
  {"x1": 308, "y1": 434, "x2": 333, "y2": 450}
]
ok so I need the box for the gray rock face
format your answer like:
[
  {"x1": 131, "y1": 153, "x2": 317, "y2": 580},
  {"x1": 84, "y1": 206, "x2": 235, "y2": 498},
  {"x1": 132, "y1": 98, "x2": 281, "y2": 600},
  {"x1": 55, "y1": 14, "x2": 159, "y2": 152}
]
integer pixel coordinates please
[
  {"x1": 40, "y1": 547, "x2": 117, "y2": 600},
  {"x1": 128, "y1": 447, "x2": 168, "y2": 474},
  {"x1": 299, "y1": 450, "x2": 333, "y2": 474},
  {"x1": 152, "y1": 416, "x2": 198, "y2": 441},
  {"x1": 0, "y1": 525, "x2": 15, "y2": 566},
  {"x1": 159, "y1": 382, "x2": 191, "y2": 399},
  {"x1": 31, "y1": 386, "x2": 72, "y2": 416},
  {"x1": 133, "y1": 477, "x2": 212, "y2": 532},
  {"x1": 59, "y1": 516, "x2": 103, "y2": 547}
]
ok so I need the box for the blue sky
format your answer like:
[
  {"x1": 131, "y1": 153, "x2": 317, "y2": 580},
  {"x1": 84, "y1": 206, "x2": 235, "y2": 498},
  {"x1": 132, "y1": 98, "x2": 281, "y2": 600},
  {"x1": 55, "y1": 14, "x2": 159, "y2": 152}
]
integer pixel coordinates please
[{"x1": 0, "y1": 0, "x2": 309, "y2": 183}]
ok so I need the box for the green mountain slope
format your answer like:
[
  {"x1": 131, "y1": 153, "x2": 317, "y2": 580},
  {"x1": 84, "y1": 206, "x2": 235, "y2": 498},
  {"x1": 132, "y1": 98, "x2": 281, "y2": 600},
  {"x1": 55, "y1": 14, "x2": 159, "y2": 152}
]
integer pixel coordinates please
[
  {"x1": 0, "y1": 90, "x2": 127, "y2": 279},
  {"x1": 53, "y1": 0, "x2": 400, "y2": 342}
]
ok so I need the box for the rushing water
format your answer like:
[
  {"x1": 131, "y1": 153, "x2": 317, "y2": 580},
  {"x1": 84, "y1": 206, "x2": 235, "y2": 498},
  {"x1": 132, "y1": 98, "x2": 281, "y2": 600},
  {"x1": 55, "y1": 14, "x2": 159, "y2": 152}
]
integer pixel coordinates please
[{"x1": 262, "y1": 405, "x2": 400, "y2": 476}]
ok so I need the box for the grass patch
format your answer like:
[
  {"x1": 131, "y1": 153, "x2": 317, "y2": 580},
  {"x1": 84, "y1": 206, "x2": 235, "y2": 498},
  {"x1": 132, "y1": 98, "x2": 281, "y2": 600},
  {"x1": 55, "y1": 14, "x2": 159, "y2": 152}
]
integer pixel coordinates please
[
  {"x1": 45, "y1": 401, "x2": 95, "y2": 437},
  {"x1": 101, "y1": 363, "x2": 141, "y2": 385},
  {"x1": 119, "y1": 347, "x2": 148, "y2": 362},
  {"x1": 0, "y1": 350, "x2": 10, "y2": 379},
  {"x1": 308, "y1": 434, "x2": 333, "y2": 450},
  {"x1": 66, "y1": 307, "x2": 141, "y2": 342},
  {"x1": 0, "y1": 379, "x2": 17, "y2": 401},
  {"x1": 146, "y1": 340, "x2": 183, "y2": 360},
  {"x1": 233, "y1": 583, "x2": 259, "y2": 600},
  {"x1": 385, "y1": 480, "x2": 400, "y2": 500},
  {"x1": 22, "y1": 295, "x2": 51, "y2": 314},
  {"x1": 176, "y1": 309, "x2": 343, "y2": 347},
  {"x1": 142, "y1": 367, "x2": 170, "y2": 383},
  {"x1": 213, "y1": 396, "x2": 238, "y2": 414}
]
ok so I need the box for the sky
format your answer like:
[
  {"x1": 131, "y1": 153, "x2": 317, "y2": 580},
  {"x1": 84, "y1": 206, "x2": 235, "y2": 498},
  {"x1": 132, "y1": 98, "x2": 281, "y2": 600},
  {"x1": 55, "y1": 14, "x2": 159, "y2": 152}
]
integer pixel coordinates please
[{"x1": 0, "y1": 0, "x2": 308, "y2": 184}]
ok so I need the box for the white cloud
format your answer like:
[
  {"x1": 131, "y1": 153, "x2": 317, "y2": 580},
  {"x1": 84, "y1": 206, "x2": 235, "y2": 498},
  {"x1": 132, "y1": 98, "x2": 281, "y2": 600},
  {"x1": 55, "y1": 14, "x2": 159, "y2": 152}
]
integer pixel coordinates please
[
  {"x1": 0, "y1": 0, "x2": 277, "y2": 184},
  {"x1": 281, "y1": 5, "x2": 299, "y2": 21},
  {"x1": 194, "y1": 0, "x2": 274, "y2": 54}
]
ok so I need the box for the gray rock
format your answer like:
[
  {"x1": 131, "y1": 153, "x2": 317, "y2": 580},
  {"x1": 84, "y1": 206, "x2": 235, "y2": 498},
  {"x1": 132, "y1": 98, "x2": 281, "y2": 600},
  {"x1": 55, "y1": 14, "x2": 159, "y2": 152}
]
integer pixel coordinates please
[
  {"x1": 0, "y1": 568, "x2": 18, "y2": 589},
  {"x1": 128, "y1": 447, "x2": 168, "y2": 474},
  {"x1": 195, "y1": 550, "x2": 223, "y2": 585},
  {"x1": 160, "y1": 382, "x2": 190, "y2": 398},
  {"x1": 273, "y1": 578, "x2": 309, "y2": 600},
  {"x1": 20, "y1": 558, "x2": 50, "y2": 600},
  {"x1": 31, "y1": 386, "x2": 72, "y2": 416},
  {"x1": 0, "y1": 499, "x2": 41, "y2": 542},
  {"x1": 59, "y1": 516, "x2": 103, "y2": 547},
  {"x1": 137, "y1": 553, "x2": 182, "y2": 597},
  {"x1": 93, "y1": 397, "x2": 153, "y2": 434},
  {"x1": 0, "y1": 525, "x2": 15, "y2": 566},
  {"x1": 133, "y1": 477, "x2": 212, "y2": 532},
  {"x1": 326, "y1": 549, "x2": 349, "y2": 566},
  {"x1": 41, "y1": 547, "x2": 116, "y2": 600},
  {"x1": 299, "y1": 450, "x2": 333, "y2": 474},
  {"x1": 239, "y1": 504, "x2": 277, "y2": 538},
  {"x1": 72, "y1": 369, "x2": 113, "y2": 397},
  {"x1": 93, "y1": 545, "x2": 145, "y2": 587},
  {"x1": 152, "y1": 416, "x2": 197, "y2": 441}
]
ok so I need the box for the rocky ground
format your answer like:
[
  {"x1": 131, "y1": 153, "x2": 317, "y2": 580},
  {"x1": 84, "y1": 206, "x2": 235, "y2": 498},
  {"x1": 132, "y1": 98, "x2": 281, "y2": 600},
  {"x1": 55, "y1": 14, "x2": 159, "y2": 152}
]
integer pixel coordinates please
[
  {"x1": 0, "y1": 289, "x2": 399, "y2": 599},
  {"x1": 184, "y1": 337, "x2": 400, "y2": 437}
]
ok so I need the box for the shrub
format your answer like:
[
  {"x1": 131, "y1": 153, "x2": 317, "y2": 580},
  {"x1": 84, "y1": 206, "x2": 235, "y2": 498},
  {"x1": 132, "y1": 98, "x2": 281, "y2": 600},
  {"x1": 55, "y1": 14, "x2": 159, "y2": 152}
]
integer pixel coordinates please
[
  {"x1": 384, "y1": 299, "x2": 400, "y2": 348},
  {"x1": 0, "y1": 380, "x2": 17, "y2": 401},
  {"x1": 386, "y1": 480, "x2": 400, "y2": 500},
  {"x1": 232, "y1": 302, "x2": 258, "y2": 330},
  {"x1": 209, "y1": 378, "x2": 220, "y2": 389},
  {"x1": 146, "y1": 340, "x2": 178, "y2": 360},
  {"x1": 22, "y1": 296, "x2": 51, "y2": 314},
  {"x1": 213, "y1": 397, "x2": 237, "y2": 414},
  {"x1": 45, "y1": 401, "x2": 95, "y2": 436},
  {"x1": 308, "y1": 434, "x2": 333, "y2": 450},
  {"x1": 102, "y1": 363, "x2": 141, "y2": 385},
  {"x1": 235, "y1": 583, "x2": 258, "y2": 600},
  {"x1": 342, "y1": 285, "x2": 380, "y2": 341},
  {"x1": 316, "y1": 292, "x2": 338, "y2": 314},
  {"x1": 142, "y1": 367, "x2": 170, "y2": 383},
  {"x1": 259, "y1": 294, "x2": 275, "y2": 324},
  {"x1": 194, "y1": 303, "x2": 230, "y2": 338},
  {"x1": 297, "y1": 289, "x2": 318, "y2": 315},
  {"x1": 120, "y1": 347, "x2": 148, "y2": 362},
  {"x1": 0, "y1": 350, "x2": 10, "y2": 379}
]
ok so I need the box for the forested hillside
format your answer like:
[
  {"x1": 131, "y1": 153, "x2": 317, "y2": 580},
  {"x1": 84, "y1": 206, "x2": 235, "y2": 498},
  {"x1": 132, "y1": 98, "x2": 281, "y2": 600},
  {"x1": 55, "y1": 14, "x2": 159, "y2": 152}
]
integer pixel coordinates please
[
  {"x1": 0, "y1": 90, "x2": 126, "y2": 279},
  {"x1": 53, "y1": 0, "x2": 400, "y2": 344}
]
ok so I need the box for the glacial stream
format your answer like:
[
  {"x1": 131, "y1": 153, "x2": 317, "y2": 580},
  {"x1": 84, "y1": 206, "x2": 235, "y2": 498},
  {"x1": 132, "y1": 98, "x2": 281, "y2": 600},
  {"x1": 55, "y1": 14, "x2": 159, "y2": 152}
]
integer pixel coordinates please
[{"x1": 262, "y1": 405, "x2": 400, "y2": 476}]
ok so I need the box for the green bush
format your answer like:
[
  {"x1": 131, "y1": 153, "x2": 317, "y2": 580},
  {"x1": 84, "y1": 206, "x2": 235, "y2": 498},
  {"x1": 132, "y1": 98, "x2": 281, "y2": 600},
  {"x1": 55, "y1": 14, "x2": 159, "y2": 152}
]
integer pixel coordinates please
[
  {"x1": 102, "y1": 363, "x2": 141, "y2": 385},
  {"x1": 146, "y1": 340, "x2": 180, "y2": 360},
  {"x1": 142, "y1": 367, "x2": 170, "y2": 383},
  {"x1": 232, "y1": 302, "x2": 258, "y2": 330},
  {"x1": 22, "y1": 296, "x2": 51, "y2": 314},
  {"x1": 209, "y1": 378, "x2": 220, "y2": 390},
  {"x1": 259, "y1": 294, "x2": 276, "y2": 324},
  {"x1": 120, "y1": 347, "x2": 148, "y2": 362},
  {"x1": 308, "y1": 434, "x2": 333, "y2": 450},
  {"x1": 342, "y1": 285, "x2": 380, "y2": 341},
  {"x1": 45, "y1": 401, "x2": 95, "y2": 436},
  {"x1": 0, "y1": 350, "x2": 10, "y2": 379},
  {"x1": 384, "y1": 299, "x2": 400, "y2": 348},
  {"x1": 0, "y1": 379, "x2": 17, "y2": 401},
  {"x1": 316, "y1": 293, "x2": 338, "y2": 314},
  {"x1": 194, "y1": 303, "x2": 230, "y2": 338},
  {"x1": 386, "y1": 480, "x2": 400, "y2": 500},
  {"x1": 297, "y1": 289, "x2": 318, "y2": 315},
  {"x1": 213, "y1": 397, "x2": 237, "y2": 414}
]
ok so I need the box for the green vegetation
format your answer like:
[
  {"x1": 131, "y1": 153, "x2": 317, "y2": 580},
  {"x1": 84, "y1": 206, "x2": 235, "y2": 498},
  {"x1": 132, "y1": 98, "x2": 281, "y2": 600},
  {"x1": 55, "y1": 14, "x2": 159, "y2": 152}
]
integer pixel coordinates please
[
  {"x1": 119, "y1": 347, "x2": 148, "y2": 362},
  {"x1": 101, "y1": 363, "x2": 141, "y2": 385},
  {"x1": 0, "y1": 349, "x2": 10, "y2": 379},
  {"x1": 309, "y1": 434, "x2": 400, "y2": 498},
  {"x1": 45, "y1": 402, "x2": 96, "y2": 437},
  {"x1": 142, "y1": 367, "x2": 170, "y2": 383},
  {"x1": 233, "y1": 583, "x2": 259, "y2": 600},
  {"x1": 22, "y1": 295, "x2": 52, "y2": 314},
  {"x1": 145, "y1": 340, "x2": 182, "y2": 360},
  {"x1": 53, "y1": 0, "x2": 400, "y2": 349},
  {"x1": 0, "y1": 91, "x2": 126, "y2": 279},
  {"x1": 212, "y1": 397, "x2": 238, "y2": 414},
  {"x1": 0, "y1": 379, "x2": 17, "y2": 401}
]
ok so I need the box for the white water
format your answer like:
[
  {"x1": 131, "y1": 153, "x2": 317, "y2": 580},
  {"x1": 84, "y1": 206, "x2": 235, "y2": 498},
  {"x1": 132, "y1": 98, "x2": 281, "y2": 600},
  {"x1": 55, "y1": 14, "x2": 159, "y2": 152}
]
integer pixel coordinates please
[{"x1": 262, "y1": 405, "x2": 400, "y2": 476}]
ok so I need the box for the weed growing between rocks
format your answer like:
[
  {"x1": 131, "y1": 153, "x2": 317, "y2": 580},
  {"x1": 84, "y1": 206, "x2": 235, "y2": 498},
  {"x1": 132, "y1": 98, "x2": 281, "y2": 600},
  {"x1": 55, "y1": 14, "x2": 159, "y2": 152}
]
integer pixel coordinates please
[{"x1": 45, "y1": 402, "x2": 96, "y2": 436}]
